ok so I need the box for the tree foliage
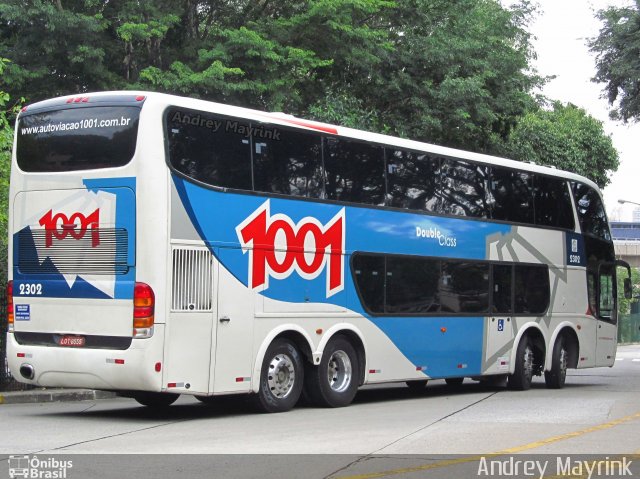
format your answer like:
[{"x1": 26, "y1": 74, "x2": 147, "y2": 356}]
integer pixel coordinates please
[
  {"x1": 0, "y1": 58, "x2": 21, "y2": 283},
  {"x1": 589, "y1": 1, "x2": 640, "y2": 122},
  {"x1": 618, "y1": 266, "x2": 640, "y2": 317},
  {"x1": 0, "y1": 0, "x2": 541, "y2": 153},
  {"x1": 502, "y1": 102, "x2": 619, "y2": 188},
  {"x1": 0, "y1": 0, "x2": 620, "y2": 184}
]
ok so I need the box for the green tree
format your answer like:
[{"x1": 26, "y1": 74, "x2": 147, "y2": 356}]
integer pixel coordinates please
[
  {"x1": 0, "y1": 0, "x2": 540, "y2": 153},
  {"x1": 0, "y1": 1, "x2": 619, "y2": 184},
  {"x1": 618, "y1": 267, "x2": 640, "y2": 317},
  {"x1": 589, "y1": 1, "x2": 640, "y2": 122},
  {"x1": 0, "y1": 0, "x2": 118, "y2": 99},
  {"x1": 353, "y1": 0, "x2": 540, "y2": 152},
  {"x1": 502, "y1": 102, "x2": 619, "y2": 188},
  {"x1": 0, "y1": 58, "x2": 21, "y2": 283}
]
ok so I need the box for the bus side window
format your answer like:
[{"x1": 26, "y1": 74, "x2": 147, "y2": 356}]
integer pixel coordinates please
[
  {"x1": 324, "y1": 138, "x2": 385, "y2": 206},
  {"x1": 598, "y1": 270, "x2": 615, "y2": 320},
  {"x1": 514, "y1": 265, "x2": 550, "y2": 315},
  {"x1": 490, "y1": 168, "x2": 534, "y2": 224},
  {"x1": 491, "y1": 264, "x2": 513, "y2": 314},
  {"x1": 253, "y1": 127, "x2": 324, "y2": 198},
  {"x1": 587, "y1": 272, "x2": 598, "y2": 316},
  {"x1": 385, "y1": 149, "x2": 440, "y2": 212},
  {"x1": 352, "y1": 254, "x2": 385, "y2": 314},
  {"x1": 439, "y1": 159, "x2": 490, "y2": 219}
]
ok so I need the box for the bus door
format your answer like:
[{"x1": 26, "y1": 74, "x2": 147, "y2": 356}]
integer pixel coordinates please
[
  {"x1": 163, "y1": 245, "x2": 216, "y2": 394},
  {"x1": 212, "y1": 247, "x2": 256, "y2": 394},
  {"x1": 594, "y1": 262, "x2": 619, "y2": 367}
]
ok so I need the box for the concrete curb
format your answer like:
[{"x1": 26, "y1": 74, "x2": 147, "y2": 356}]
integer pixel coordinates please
[{"x1": 0, "y1": 389, "x2": 116, "y2": 404}]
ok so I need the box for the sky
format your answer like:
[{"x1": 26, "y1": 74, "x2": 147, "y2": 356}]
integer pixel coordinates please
[{"x1": 527, "y1": 0, "x2": 640, "y2": 221}]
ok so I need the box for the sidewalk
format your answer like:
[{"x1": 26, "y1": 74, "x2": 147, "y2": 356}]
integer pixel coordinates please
[{"x1": 0, "y1": 388, "x2": 116, "y2": 404}]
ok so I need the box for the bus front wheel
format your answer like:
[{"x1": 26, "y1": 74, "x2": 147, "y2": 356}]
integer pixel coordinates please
[
  {"x1": 305, "y1": 336, "x2": 359, "y2": 408},
  {"x1": 255, "y1": 338, "x2": 304, "y2": 413},
  {"x1": 508, "y1": 336, "x2": 534, "y2": 391}
]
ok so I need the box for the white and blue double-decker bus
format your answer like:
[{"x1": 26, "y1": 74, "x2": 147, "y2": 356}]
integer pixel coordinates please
[{"x1": 6, "y1": 92, "x2": 632, "y2": 412}]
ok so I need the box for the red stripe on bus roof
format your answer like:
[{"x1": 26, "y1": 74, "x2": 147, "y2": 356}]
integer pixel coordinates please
[{"x1": 280, "y1": 118, "x2": 338, "y2": 135}]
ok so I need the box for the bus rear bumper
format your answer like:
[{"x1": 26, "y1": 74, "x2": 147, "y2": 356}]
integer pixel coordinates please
[{"x1": 5, "y1": 325, "x2": 166, "y2": 392}]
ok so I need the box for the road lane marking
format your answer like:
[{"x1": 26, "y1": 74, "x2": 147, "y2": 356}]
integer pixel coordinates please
[{"x1": 336, "y1": 412, "x2": 640, "y2": 479}]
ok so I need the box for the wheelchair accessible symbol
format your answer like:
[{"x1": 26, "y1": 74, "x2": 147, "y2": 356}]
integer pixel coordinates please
[{"x1": 497, "y1": 319, "x2": 504, "y2": 332}]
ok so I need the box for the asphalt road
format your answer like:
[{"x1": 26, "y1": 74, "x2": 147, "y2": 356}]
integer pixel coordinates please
[{"x1": 2, "y1": 345, "x2": 640, "y2": 479}]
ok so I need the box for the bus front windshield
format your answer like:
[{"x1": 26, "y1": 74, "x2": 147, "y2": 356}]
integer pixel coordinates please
[{"x1": 16, "y1": 106, "x2": 140, "y2": 172}]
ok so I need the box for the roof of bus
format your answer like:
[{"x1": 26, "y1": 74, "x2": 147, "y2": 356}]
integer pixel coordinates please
[{"x1": 25, "y1": 90, "x2": 603, "y2": 194}]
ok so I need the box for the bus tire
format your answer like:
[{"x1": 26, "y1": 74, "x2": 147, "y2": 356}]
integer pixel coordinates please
[
  {"x1": 255, "y1": 338, "x2": 304, "y2": 413},
  {"x1": 445, "y1": 377, "x2": 464, "y2": 387},
  {"x1": 305, "y1": 336, "x2": 359, "y2": 408},
  {"x1": 508, "y1": 335, "x2": 534, "y2": 391},
  {"x1": 406, "y1": 380, "x2": 428, "y2": 391},
  {"x1": 133, "y1": 392, "x2": 179, "y2": 408},
  {"x1": 544, "y1": 336, "x2": 568, "y2": 389}
]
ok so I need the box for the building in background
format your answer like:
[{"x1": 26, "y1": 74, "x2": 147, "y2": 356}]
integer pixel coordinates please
[{"x1": 612, "y1": 222, "x2": 640, "y2": 268}]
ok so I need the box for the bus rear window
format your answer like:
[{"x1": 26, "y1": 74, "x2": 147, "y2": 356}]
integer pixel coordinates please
[{"x1": 16, "y1": 106, "x2": 140, "y2": 172}]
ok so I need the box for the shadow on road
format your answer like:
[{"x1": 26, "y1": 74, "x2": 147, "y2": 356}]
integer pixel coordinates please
[{"x1": 29, "y1": 375, "x2": 602, "y2": 422}]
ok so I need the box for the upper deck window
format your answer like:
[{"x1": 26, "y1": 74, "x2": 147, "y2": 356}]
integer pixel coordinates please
[
  {"x1": 16, "y1": 106, "x2": 140, "y2": 172},
  {"x1": 165, "y1": 105, "x2": 582, "y2": 233},
  {"x1": 572, "y1": 182, "x2": 611, "y2": 241}
]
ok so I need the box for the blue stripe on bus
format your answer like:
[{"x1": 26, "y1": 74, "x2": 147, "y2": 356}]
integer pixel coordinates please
[
  {"x1": 367, "y1": 316, "x2": 485, "y2": 378},
  {"x1": 13, "y1": 177, "x2": 137, "y2": 300},
  {"x1": 173, "y1": 175, "x2": 508, "y2": 376}
]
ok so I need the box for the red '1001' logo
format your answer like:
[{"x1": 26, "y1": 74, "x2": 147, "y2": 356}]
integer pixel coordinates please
[
  {"x1": 39, "y1": 208, "x2": 100, "y2": 247},
  {"x1": 236, "y1": 201, "x2": 345, "y2": 297}
]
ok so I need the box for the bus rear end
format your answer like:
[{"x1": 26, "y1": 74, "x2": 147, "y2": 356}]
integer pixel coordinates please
[{"x1": 6, "y1": 93, "x2": 163, "y2": 392}]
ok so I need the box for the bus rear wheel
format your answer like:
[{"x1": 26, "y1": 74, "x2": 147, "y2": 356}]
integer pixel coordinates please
[
  {"x1": 255, "y1": 338, "x2": 304, "y2": 413},
  {"x1": 544, "y1": 336, "x2": 568, "y2": 389},
  {"x1": 133, "y1": 392, "x2": 179, "y2": 408},
  {"x1": 508, "y1": 336, "x2": 534, "y2": 391},
  {"x1": 305, "y1": 336, "x2": 359, "y2": 408}
]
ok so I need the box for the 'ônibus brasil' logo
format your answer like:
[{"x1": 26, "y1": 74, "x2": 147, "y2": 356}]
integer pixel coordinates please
[
  {"x1": 39, "y1": 208, "x2": 100, "y2": 247},
  {"x1": 236, "y1": 201, "x2": 345, "y2": 298}
]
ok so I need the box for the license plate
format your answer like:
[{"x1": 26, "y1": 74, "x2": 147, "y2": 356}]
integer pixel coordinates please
[{"x1": 58, "y1": 335, "x2": 86, "y2": 347}]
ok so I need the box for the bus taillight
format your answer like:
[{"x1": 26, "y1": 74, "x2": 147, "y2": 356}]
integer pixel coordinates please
[
  {"x1": 6, "y1": 281, "x2": 13, "y2": 332},
  {"x1": 133, "y1": 282, "x2": 154, "y2": 338}
]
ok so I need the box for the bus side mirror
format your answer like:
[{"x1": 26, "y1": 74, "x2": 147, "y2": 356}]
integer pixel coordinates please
[{"x1": 624, "y1": 278, "x2": 633, "y2": 300}]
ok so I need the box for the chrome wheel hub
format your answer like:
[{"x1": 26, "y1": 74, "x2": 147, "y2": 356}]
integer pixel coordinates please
[
  {"x1": 267, "y1": 353, "x2": 296, "y2": 399},
  {"x1": 327, "y1": 350, "x2": 353, "y2": 393}
]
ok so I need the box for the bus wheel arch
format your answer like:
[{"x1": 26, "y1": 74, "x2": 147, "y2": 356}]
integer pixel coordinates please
[
  {"x1": 304, "y1": 332, "x2": 363, "y2": 408},
  {"x1": 545, "y1": 327, "x2": 579, "y2": 389},
  {"x1": 554, "y1": 327, "x2": 579, "y2": 369},
  {"x1": 252, "y1": 326, "x2": 314, "y2": 392},
  {"x1": 508, "y1": 326, "x2": 546, "y2": 391},
  {"x1": 274, "y1": 329, "x2": 314, "y2": 367}
]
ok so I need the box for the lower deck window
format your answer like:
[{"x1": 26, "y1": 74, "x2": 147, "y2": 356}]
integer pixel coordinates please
[{"x1": 352, "y1": 253, "x2": 550, "y2": 316}]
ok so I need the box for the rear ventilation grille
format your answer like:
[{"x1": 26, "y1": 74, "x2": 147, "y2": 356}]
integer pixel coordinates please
[
  {"x1": 171, "y1": 246, "x2": 214, "y2": 312},
  {"x1": 18, "y1": 228, "x2": 129, "y2": 275}
]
